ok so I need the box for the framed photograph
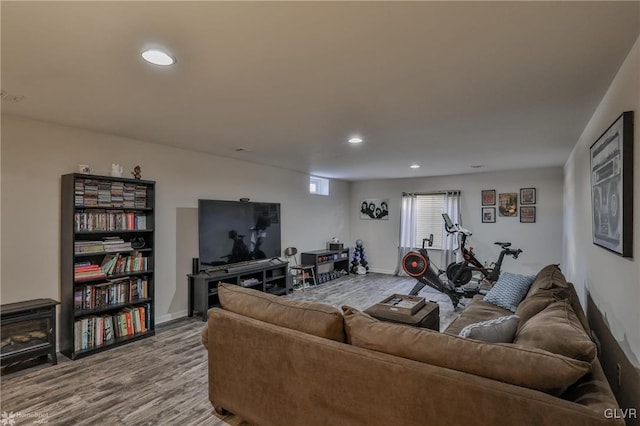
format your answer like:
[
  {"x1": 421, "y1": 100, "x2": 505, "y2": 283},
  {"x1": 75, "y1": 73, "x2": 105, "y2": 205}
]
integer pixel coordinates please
[
  {"x1": 481, "y1": 190, "x2": 496, "y2": 206},
  {"x1": 590, "y1": 111, "x2": 634, "y2": 257},
  {"x1": 498, "y1": 193, "x2": 517, "y2": 217},
  {"x1": 360, "y1": 198, "x2": 389, "y2": 220},
  {"x1": 520, "y1": 206, "x2": 536, "y2": 223},
  {"x1": 482, "y1": 207, "x2": 496, "y2": 223},
  {"x1": 520, "y1": 188, "x2": 536, "y2": 205}
]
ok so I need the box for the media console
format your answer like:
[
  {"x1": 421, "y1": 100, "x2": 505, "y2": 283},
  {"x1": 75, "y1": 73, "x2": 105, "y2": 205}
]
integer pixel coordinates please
[{"x1": 188, "y1": 259, "x2": 292, "y2": 321}]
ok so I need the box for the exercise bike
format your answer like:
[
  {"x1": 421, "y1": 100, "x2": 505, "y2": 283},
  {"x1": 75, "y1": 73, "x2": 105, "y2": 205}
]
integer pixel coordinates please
[
  {"x1": 402, "y1": 218, "x2": 523, "y2": 307},
  {"x1": 442, "y1": 213, "x2": 522, "y2": 286}
]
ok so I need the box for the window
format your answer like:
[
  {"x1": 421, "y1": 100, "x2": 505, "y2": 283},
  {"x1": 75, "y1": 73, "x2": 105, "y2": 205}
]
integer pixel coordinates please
[
  {"x1": 309, "y1": 176, "x2": 329, "y2": 196},
  {"x1": 416, "y1": 194, "x2": 445, "y2": 249}
]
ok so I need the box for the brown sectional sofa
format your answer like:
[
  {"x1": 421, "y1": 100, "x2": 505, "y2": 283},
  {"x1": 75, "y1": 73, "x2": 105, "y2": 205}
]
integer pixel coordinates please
[{"x1": 202, "y1": 265, "x2": 622, "y2": 426}]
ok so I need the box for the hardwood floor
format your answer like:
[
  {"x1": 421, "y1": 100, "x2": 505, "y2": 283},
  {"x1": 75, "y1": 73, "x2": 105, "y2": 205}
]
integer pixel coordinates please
[{"x1": 0, "y1": 273, "x2": 459, "y2": 425}]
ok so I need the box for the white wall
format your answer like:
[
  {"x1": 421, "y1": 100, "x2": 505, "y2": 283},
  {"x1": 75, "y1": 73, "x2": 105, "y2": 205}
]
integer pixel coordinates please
[
  {"x1": 350, "y1": 167, "x2": 564, "y2": 275},
  {"x1": 0, "y1": 115, "x2": 350, "y2": 322},
  {"x1": 564, "y1": 35, "x2": 640, "y2": 368}
]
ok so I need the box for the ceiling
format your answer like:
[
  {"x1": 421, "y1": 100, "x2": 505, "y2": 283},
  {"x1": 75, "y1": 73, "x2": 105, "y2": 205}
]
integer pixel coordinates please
[{"x1": 2, "y1": 1, "x2": 639, "y2": 181}]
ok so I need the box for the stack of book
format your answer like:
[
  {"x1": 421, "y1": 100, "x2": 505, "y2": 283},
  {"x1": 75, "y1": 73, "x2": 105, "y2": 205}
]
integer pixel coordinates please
[
  {"x1": 97, "y1": 182, "x2": 112, "y2": 206},
  {"x1": 123, "y1": 183, "x2": 136, "y2": 208},
  {"x1": 74, "y1": 262, "x2": 106, "y2": 281},
  {"x1": 74, "y1": 180, "x2": 85, "y2": 207},
  {"x1": 134, "y1": 185, "x2": 147, "y2": 208},
  {"x1": 110, "y1": 182, "x2": 124, "y2": 207},
  {"x1": 83, "y1": 180, "x2": 99, "y2": 207},
  {"x1": 74, "y1": 240, "x2": 104, "y2": 254},
  {"x1": 102, "y1": 237, "x2": 132, "y2": 252}
]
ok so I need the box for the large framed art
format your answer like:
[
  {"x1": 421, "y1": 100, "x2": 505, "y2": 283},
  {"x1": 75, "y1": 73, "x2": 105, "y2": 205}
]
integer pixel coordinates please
[{"x1": 590, "y1": 111, "x2": 633, "y2": 257}]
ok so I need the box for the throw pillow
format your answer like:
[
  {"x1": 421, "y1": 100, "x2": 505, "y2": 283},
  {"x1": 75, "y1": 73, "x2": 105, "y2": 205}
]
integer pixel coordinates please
[
  {"x1": 342, "y1": 306, "x2": 591, "y2": 395},
  {"x1": 514, "y1": 299, "x2": 596, "y2": 363},
  {"x1": 459, "y1": 315, "x2": 519, "y2": 343},
  {"x1": 483, "y1": 272, "x2": 535, "y2": 312},
  {"x1": 218, "y1": 283, "x2": 345, "y2": 342},
  {"x1": 515, "y1": 290, "x2": 565, "y2": 330},
  {"x1": 526, "y1": 264, "x2": 570, "y2": 299}
]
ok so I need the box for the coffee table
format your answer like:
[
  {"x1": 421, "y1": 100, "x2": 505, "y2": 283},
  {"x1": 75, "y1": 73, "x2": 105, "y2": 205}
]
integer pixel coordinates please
[{"x1": 365, "y1": 297, "x2": 440, "y2": 331}]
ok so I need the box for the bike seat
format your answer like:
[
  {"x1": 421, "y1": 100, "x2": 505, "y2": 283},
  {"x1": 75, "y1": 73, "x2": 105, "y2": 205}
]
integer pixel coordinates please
[{"x1": 494, "y1": 242, "x2": 511, "y2": 248}]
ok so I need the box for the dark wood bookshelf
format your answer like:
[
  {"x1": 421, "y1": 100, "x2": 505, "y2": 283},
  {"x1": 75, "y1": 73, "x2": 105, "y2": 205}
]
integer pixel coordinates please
[{"x1": 60, "y1": 173, "x2": 156, "y2": 360}]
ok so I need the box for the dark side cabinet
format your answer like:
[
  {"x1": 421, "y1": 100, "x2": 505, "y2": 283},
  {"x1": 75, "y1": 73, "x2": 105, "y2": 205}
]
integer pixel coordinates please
[{"x1": 60, "y1": 174, "x2": 156, "y2": 359}]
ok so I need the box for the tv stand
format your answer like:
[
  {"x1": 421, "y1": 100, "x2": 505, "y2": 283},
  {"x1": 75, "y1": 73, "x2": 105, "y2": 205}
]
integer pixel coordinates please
[{"x1": 188, "y1": 260, "x2": 292, "y2": 321}]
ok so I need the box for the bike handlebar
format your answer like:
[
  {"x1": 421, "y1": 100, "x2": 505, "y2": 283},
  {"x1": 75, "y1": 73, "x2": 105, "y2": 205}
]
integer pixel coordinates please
[{"x1": 508, "y1": 248, "x2": 523, "y2": 259}]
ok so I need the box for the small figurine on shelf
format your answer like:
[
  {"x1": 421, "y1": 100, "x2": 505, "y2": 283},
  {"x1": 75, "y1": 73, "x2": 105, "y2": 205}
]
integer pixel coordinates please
[
  {"x1": 110, "y1": 163, "x2": 123, "y2": 177},
  {"x1": 131, "y1": 165, "x2": 142, "y2": 180}
]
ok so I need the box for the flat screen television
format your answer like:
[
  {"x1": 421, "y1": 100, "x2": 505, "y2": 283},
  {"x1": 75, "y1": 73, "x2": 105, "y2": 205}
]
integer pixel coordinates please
[{"x1": 198, "y1": 199, "x2": 282, "y2": 269}]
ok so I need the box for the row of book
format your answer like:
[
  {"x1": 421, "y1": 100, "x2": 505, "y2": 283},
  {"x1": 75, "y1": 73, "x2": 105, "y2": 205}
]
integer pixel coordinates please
[
  {"x1": 74, "y1": 253, "x2": 149, "y2": 282},
  {"x1": 74, "y1": 276, "x2": 149, "y2": 311},
  {"x1": 74, "y1": 211, "x2": 147, "y2": 232},
  {"x1": 74, "y1": 304, "x2": 149, "y2": 351},
  {"x1": 74, "y1": 237, "x2": 134, "y2": 254},
  {"x1": 75, "y1": 179, "x2": 148, "y2": 209}
]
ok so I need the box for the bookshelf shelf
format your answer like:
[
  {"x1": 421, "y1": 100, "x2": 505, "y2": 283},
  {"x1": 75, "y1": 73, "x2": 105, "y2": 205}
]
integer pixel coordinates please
[
  {"x1": 74, "y1": 298, "x2": 153, "y2": 317},
  {"x1": 61, "y1": 173, "x2": 156, "y2": 360},
  {"x1": 70, "y1": 330, "x2": 155, "y2": 360}
]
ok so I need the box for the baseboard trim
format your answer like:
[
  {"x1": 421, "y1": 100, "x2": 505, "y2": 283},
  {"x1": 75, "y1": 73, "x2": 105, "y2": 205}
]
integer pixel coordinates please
[
  {"x1": 587, "y1": 292, "x2": 640, "y2": 426},
  {"x1": 156, "y1": 310, "x2": 188, "y2": 325}
]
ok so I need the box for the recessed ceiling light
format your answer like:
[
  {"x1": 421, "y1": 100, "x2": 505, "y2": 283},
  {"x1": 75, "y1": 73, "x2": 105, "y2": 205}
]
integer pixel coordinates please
[
  {"x1": 410, "y1": 164, "x2": 420, "y2": 169},
  {"x1": 141, "y1": 49, "x2": 175, "y2": 66},
  {"x1": 348, "y1": 136, "x2": 363, "y2": 144}
]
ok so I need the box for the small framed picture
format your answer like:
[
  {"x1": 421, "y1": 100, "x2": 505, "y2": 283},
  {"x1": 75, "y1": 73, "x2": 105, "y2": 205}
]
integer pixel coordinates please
[
  {"x1": 498, "y1": 193, "x2": 518, "y2": 217},
  {"x1": 520, "y1": 206, "x2": 536, "y2": 223},
  {"x1": 481, "y1": 190, "x2": 496, "y2": 206},
  {"x1": 520, "y1": 188, "x2": 536, "y2": 205},
  {"x1": 482, "y1": 207, "x2": 496, "y2": 223}
]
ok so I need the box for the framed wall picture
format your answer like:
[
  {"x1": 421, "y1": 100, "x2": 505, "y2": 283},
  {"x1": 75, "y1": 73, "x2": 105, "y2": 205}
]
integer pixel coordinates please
[
  {"x1": 482, "y1": 207, "x2": 496, "y2": 223},
  {"x1": 498, "y1": 193, "x2": 517, "y2": 217},
  {"x1": 482, "y1": 190, "x2": 496, "y2": 206},
  {"x1": 520, "y1": 188, "x2": 536, "y2": 205},
  {"x1": 520, "y1": 206, "x2": 536, "y2": 223},
  {"x1": 590, "y1": 111, "x2": 633, "y2": 257},
  {"x1": 360, "y1": 198, "x2": 389, "y2": 220}
]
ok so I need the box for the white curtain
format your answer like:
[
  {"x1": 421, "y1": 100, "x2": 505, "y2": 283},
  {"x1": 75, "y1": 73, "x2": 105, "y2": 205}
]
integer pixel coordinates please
[
  {"x1": 394, "y1": 193, "x2": 418, "y2": 275},
  {"x1": 440, "y1": 191, "x2": 461, "y2": 268}
]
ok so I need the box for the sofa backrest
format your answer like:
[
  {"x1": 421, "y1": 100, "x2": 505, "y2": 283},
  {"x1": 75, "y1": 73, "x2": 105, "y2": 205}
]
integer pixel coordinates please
[{"x1": 217, "y1": 283, "x2": 345, "y2": 342}]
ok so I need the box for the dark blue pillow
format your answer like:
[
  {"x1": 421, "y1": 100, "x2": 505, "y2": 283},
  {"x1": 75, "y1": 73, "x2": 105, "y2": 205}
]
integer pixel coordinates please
[{"x1": 484, "y1": 272, "x2": 535, "y2": 312}]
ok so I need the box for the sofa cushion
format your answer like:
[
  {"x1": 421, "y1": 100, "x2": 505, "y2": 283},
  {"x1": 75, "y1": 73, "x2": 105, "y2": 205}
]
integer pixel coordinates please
[
  {"x1": 526, "y1": 264, "x2": 570, "y2": 298},
  {"x1": 483, "y1": 272, "x2": 535, "y2": 312},
  {"x1": 218, "y1": 283, "x2": 345, "y2": 342},
  {"x1": 445, "y1": 295, "x2": 513, "y2": 335},
  {"x1": 514, "y1": 300, "x2": 596, "y2": 363},
  {"x1": 459, "y1": 315, "x2": 519, "y2": 343},
  {"x1": 343, "y1": 306, "x2": 591, "y2": 395},
  {"x1": 515, "y1": 289, "x2": 565, "y2": 330}
]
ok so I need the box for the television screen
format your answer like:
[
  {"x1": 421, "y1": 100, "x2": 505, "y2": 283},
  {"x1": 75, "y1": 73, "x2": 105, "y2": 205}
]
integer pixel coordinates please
[{"x1": 198, "y1": 199, "x2": 282, "y2": 269}]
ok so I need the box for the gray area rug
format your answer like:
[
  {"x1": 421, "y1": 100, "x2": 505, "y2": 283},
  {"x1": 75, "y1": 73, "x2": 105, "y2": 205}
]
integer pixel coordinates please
[{"x1": 285, "y1": 272, "x2": 461, "y2": 331}]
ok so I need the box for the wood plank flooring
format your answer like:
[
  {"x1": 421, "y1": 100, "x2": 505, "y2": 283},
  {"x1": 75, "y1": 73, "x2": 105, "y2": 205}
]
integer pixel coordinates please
[{"x1": 0, "y1": 273, "x2": 460, "y2": 425}]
